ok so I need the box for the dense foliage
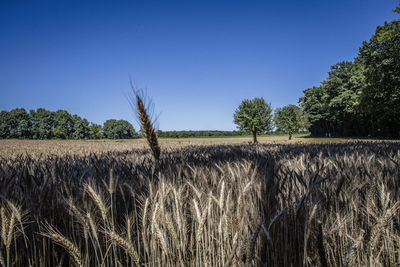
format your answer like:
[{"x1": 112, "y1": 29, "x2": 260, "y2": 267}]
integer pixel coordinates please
[
  {"x1": 233, "y1": 97, "x2": 273, "y2": 143},
  {"x1": 0, "y1": 141, "x2": 399, "y2": 266},
  {"x1": 102, "y1": 119, "x2": 137, "y2": 139},
  {"x1": 274, "y1": 105, "x2": 308, "y2": 140},
  {"x1": 156, "y1": 130, "x2": 246, "y2": 138},
  {"x1": 299, "y1": 13, "x2": 400, "y2": 138},
  {"x1": 0, "y1": 108, "x2": 138, "y2": 139}
]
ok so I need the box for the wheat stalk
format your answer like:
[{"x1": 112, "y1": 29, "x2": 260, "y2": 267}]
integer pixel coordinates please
[
  {"x1": 107, "y1": 231, "x2": 139, "y2": 265},
  {"x1": 0, "y1": 207, "x2": 8, "y2": 247},
  {"x1": 0, "y1": 249, "x2": 5, "y2": 267},
  {"x1": 85, "y1": 183, "x2": 108, "y2": 223},
  {"x1": 41, "y1": 224, "x2": 83, "y2": 267},
  {"x1": 133, "y1": 91, "x2": 160, "y2": 161}
]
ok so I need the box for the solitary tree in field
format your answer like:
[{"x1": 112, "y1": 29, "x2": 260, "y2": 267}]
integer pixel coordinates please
[
  {"x1": 274, "y1": 104, "x2": 306, "y2": 140},
  {"x1": 103, "y1": 119, "x2": 137, "y2": 139},
  {"x1": 233, "y1": 97, "x2": 273, "y2": 144}
]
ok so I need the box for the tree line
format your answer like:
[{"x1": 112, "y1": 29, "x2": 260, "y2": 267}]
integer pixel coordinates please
[
  {"x1": 299, "y1": 8, "x2": 400, "y2": 138},
  {"x1": 0, "y1": 108, "x2": 138, "y2": 139},
  {"x1": 156, "y1": 130, "x2": 245, "y2": 138},
  {"x1": 0, "y1": 107, "x2": 267, "y2": 140},
  {"x1": 0, "y1": 106, "x2": 307, "y2": 141}
]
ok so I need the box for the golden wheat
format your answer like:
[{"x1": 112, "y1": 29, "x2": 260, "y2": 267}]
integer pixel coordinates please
[{"x1": 0, "y1": 141, "x2": 399, "y2": 266}]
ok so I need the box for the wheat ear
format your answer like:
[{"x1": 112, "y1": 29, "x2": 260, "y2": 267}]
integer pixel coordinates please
[
  {"x1": 85, "y1": 183, "x2": 108, "y2": 222},
  {"x1": 41, "y1": 224, "x2": 83, "y2": 267},
  {"x1": 1, "y1": 207, "x2": 8, "y2": 247},
  {"x1": 136, "y1": 94, "x2": 160, "y2": 161},
  {"x1": 107, "y1": 231, "x2": 139, "y2": 265}
]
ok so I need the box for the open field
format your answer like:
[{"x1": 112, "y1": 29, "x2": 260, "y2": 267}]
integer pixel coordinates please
[
  {"x1": 0, "y1": 135, "x2": 383, "y2": 157},
  {"x1": 0, "y1": 139, "x2": 400, "y2": 266}
]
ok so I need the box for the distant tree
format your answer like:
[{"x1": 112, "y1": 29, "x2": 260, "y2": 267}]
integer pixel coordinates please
[
  {"x1": 53, "y1": 110, "x2": 74, "y2": 139},
  {"x1": 274, "y1": 105, "x2": 307, "y2": 140},
  {"x1": 71, "y1": 115, "x2": 90, "y2": 139},
  {"x1": 89, "y1": 123, "x2": 103, "y2": 139},
  {"x1": 156, "y1": 130, "x2": 243, "y2": 138},
  {"x1": 0, "y1": 111, "x2": 10, "y2": 138},
  {"x1": 0, "y1": 108, "x2": 107, "y2": 140},
  {"x1": 299, "y1": 86, "x2": 328, "y2": 136},
  {"x1": 103, "y1": 119, "x2": 137, "y2": 139},
  {"x1": 233, "y1": 97, "x2": 273, "y2": 143},
  {"x1": 30, "y1": 108, "x2": 54, "y2": 139},
  {"x1": 8, "y1": 108, "x2": 31, "y2": 138}
]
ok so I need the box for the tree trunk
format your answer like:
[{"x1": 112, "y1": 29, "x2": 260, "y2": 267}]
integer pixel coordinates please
[
  {"x1": 252, "y1": 131, "x2": 258, "y2": 144},
  {"x1": 289, "y1": 133, "x2": 292, "y2": 140}
]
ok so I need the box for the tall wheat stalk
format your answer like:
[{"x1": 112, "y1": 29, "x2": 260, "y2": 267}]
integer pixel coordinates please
[{"x1": 129, "y1": 86, "x2": 160, "y2": 162}]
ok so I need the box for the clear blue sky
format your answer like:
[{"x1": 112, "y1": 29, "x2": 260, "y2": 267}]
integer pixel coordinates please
[{"x1": 0, "y1": 0, "x2": 398, "y2": 131}]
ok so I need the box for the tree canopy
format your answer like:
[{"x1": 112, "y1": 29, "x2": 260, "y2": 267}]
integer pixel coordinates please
[
  {"x1": 299, "y1": 9, "x2": 400, "y2": 138},
  {"x1": 233, "y1": 97, "x2": 273, "y2": 143},
  {"x1": 274, "y1": 105, "x2": 307, "y2": 140},
  {"x1": 357, "y1": 19, "x2": 400, "y2": 137},
  {"x1": 155, "y1": 130, "x2": 245, "y2": 138},
  {"x1": 299, "y1": 61, "x2": 364, "y2": 137},
  {"x1": 102, "y1": 119, "x2": 137, "y2": 139},
  {"x1": 30, "y1": 108, "x2": 54, "y2": 139},
  {"x1": 0, "y1": 108, "x2": 138, "y2": 140},
  {"x1": 89, "y1": 124, "x2": 103, "y2": 139}
]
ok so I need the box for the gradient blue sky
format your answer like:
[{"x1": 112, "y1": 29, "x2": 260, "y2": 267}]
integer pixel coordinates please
[{"x1": 0, "y1": 0, "x2": 398, "y2": 130}]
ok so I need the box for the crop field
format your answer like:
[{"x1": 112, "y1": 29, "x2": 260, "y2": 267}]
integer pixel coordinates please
[
  {"x1": 0, "y1": 139, "x2": 400, "y2": 266},
  {"x1": 0, "y1": 136, "x2": 361, "y2": 157}
]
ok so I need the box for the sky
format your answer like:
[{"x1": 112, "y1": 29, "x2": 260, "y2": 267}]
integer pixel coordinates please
[{"x1": 0, "y1": 0, "x2": 398, "y2": 131}]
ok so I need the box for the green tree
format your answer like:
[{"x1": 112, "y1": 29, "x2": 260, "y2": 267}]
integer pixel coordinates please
[
  {"x1": 299, "y1": 86, "x2": 328, "y2": 136},
  {"x1": 89, "y1": 123, "x2": 103, "y2": 139},
  {"x1": 9, "y1": 108, "x2": 31, "y2": 138},
  {"x1": 274, "y1": 105, "x2": 306, "y2": 140},
  {"x1": 53, "y1": 110, "x2": 74, "y2": 139},
  {"x1": 299, "y1": 5, "x2": 400, "y2": 138},
  {"x1": 299, "y1": 62, "x2": 365, "y2": 137},
  {"x1": 30, "y1": 108, "x2": 54, "y2": 139},
  {"x1": 0, "y1": 108, "x2": 105, "y2": 140},
  {"x1": 321, "y1": 61, "x2": 364, "y2": 136},
  {"x1": 233, "y1": 97, "x2": 273, "y2": 143},
  {"x1": 0, "y1": 111, "x2": 10, "y2": 138},
  {"x1": 103, "y1": 119, "x2": 137, "y2": 139},
  {"x1": 358, "y1": 18, "x2": 400, "y2": 137},
  {"x1": 71, "y1": 115, "x2": 90, "y2": 139}
]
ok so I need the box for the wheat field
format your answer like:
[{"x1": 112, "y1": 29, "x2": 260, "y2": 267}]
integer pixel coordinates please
[
  {"x1": 0, "y1": 139, "x2": 399, "y2": 266},
  {"x1": 0, "y1": 136, "x2": 362, "y2": 156}
]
